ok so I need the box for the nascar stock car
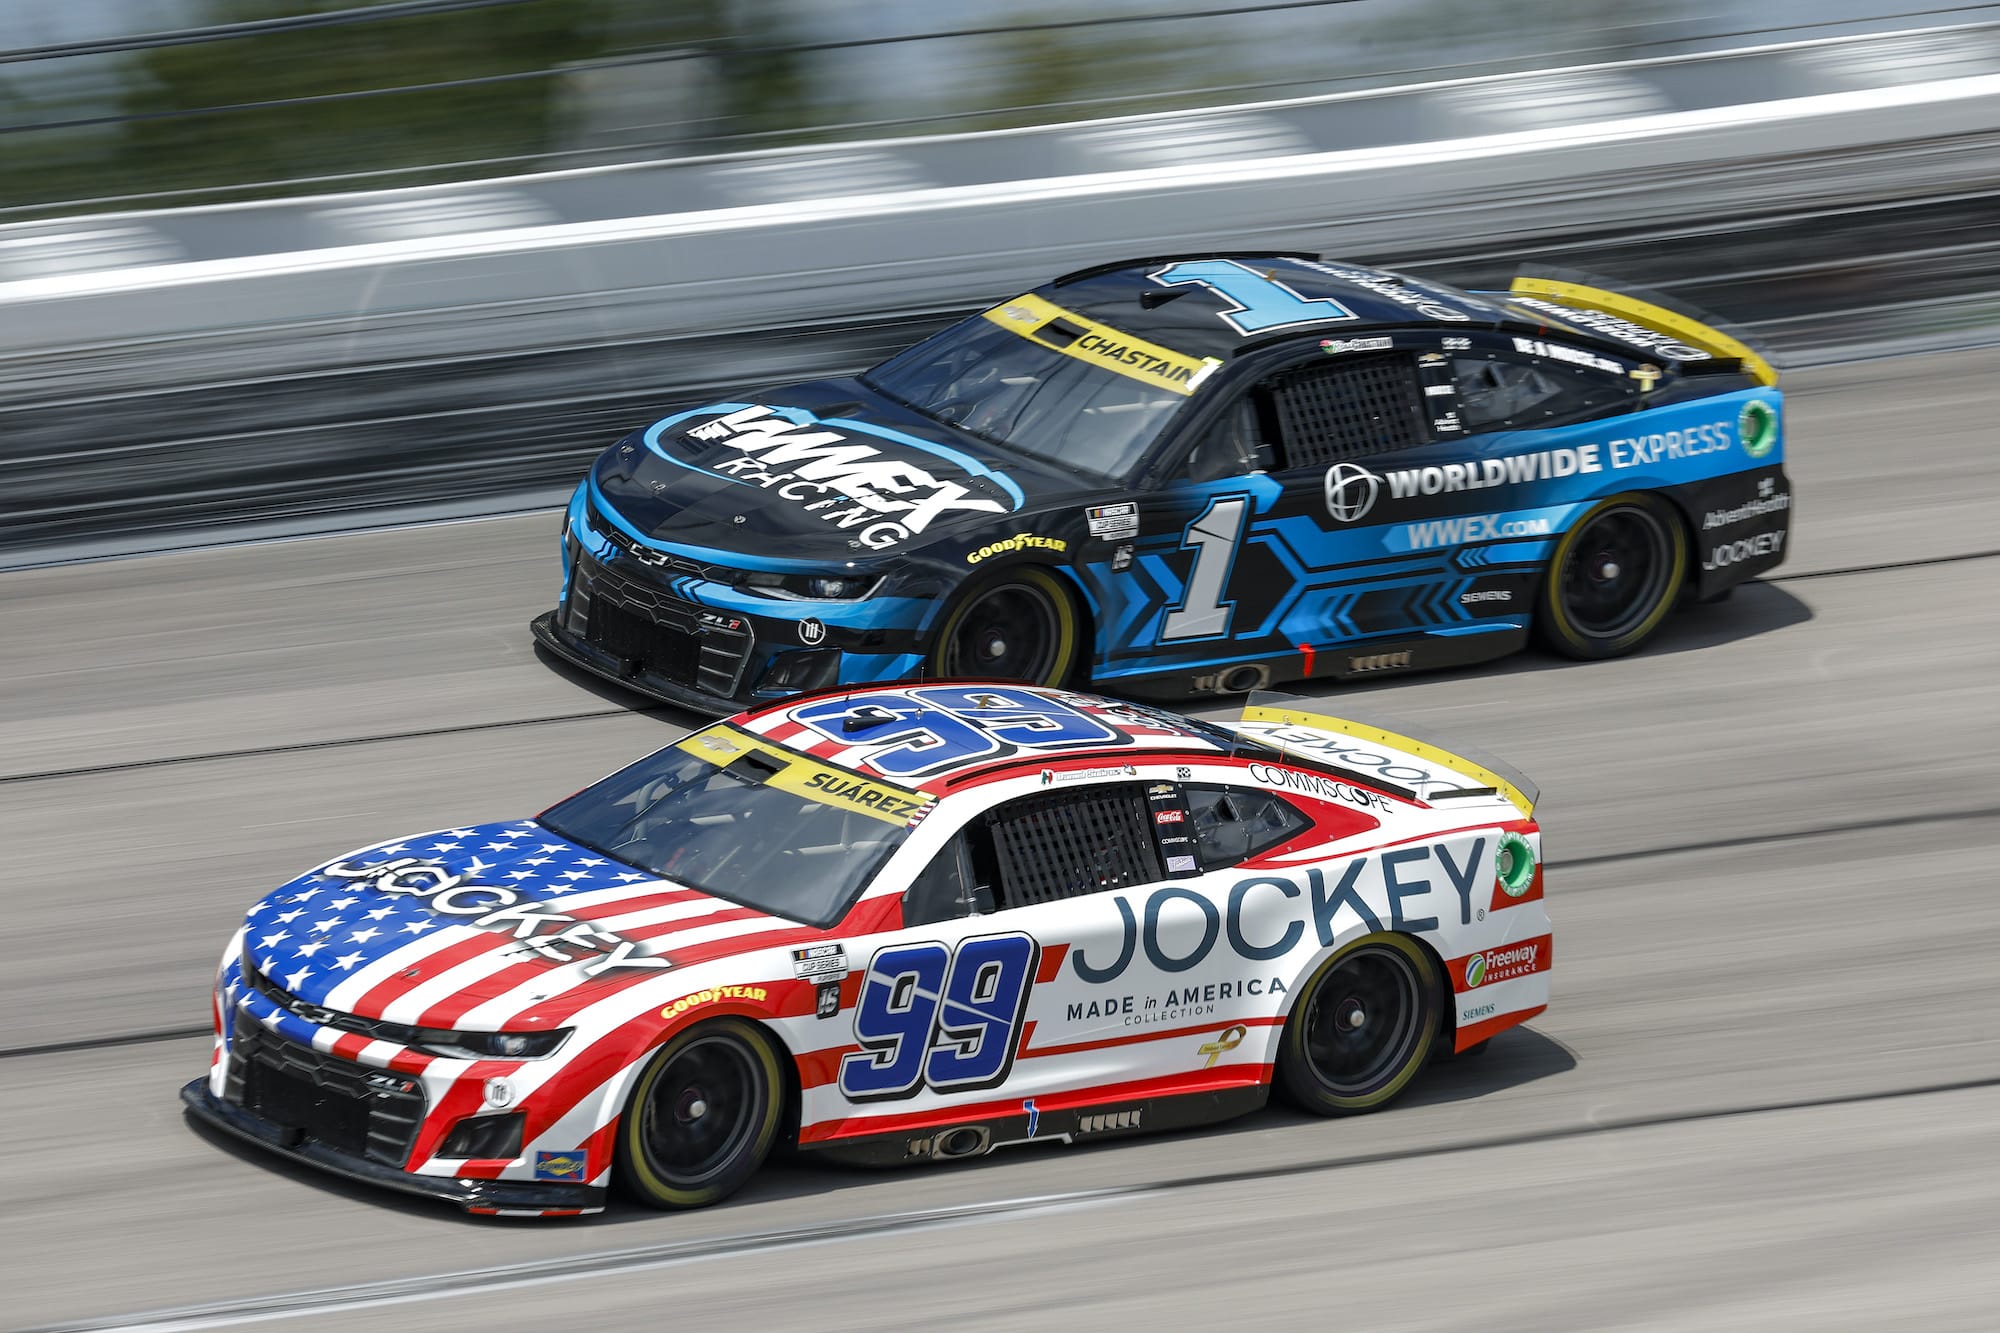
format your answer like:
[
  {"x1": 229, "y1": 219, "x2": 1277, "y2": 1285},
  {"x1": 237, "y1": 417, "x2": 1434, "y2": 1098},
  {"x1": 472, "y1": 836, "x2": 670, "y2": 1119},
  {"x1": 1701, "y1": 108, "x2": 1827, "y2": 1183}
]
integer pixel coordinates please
[
  {"x1": 183, "y1": 684, "x2": 1549, "y2": 1216},
  {"x1": 531, "y1": 252, "x2": 1789, "y2": 714}
]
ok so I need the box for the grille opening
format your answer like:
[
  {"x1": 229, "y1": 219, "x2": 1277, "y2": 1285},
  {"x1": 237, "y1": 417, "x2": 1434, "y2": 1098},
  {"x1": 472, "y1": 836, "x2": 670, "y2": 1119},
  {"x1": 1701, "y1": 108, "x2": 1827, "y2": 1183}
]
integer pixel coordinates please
[{"x1": 1271, "y1": 354, "x2": 1430, "y2": 467}]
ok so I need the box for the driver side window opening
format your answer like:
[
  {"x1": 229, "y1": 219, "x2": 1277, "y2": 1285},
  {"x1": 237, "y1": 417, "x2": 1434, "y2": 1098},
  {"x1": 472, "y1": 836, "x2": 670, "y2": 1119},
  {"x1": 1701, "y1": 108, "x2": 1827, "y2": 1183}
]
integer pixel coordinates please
[{"x1": 1266, "y1": 353, "x2": 1432, "y2": 469}]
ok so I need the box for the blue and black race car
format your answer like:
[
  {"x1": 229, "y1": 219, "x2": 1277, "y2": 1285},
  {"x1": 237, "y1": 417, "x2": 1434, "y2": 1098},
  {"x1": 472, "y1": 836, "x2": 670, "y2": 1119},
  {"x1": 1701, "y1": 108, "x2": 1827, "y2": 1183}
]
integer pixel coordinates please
[{"x1": 531, "y1": 253, "x2": 1789, "y2": 714}]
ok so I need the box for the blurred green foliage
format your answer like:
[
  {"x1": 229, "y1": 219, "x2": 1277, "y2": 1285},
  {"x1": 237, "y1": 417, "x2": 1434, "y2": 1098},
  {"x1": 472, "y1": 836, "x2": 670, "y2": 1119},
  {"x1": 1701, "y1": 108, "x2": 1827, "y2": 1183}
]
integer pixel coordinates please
[
  {"x1": 0, "y1": 0, "x2": 1700, "y2": 216},
  {"x1": 0, "y1": 0, "x2": 820, "y2": 211}
]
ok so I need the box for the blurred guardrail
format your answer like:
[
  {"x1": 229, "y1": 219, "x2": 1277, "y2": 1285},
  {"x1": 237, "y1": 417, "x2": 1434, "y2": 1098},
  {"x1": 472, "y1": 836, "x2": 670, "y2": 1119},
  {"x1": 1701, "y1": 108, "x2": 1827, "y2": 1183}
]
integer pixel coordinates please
[{"x1": 5, "y1": 23, "x2": 2000, "y2": 563}]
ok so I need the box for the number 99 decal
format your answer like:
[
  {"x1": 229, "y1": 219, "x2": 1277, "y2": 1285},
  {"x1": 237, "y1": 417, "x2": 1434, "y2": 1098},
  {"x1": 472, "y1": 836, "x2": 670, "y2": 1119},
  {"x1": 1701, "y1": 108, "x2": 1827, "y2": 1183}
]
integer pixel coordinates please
[{"x1": 838, "y1": 933, "x2": 1039, "y2": 1101}]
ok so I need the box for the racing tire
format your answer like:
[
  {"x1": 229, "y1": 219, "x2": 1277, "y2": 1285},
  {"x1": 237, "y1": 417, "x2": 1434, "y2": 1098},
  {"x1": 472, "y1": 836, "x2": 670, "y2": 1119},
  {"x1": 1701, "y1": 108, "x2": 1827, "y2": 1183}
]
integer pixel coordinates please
[
  {"x1": 1278, "y1": 933, "x2": 1441, "y2": 1115},
  {"x1": 616, "y1": 1017, "x2": 785, "y2": 1210},
  {"x1": 1535, "y1": 492, "x2": 1688, "y2": 660},
  {"x1": 929, "y1": 566, "x2": 1084, "y2": 687}
]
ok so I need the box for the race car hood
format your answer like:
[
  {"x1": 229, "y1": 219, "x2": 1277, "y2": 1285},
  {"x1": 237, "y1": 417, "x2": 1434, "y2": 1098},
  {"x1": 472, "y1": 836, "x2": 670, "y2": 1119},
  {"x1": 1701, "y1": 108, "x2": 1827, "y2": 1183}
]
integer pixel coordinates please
[
  {"x1": 591, "y1": 378, "x2": 1079, "y2": 562},
  {"x1": 236, "y1": 820, "x2": 799, "y2": 1023}
]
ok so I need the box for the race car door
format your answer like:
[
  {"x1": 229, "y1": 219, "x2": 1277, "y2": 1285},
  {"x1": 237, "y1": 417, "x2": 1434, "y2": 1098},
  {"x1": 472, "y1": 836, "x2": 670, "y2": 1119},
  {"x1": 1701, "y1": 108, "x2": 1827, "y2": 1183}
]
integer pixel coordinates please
[
  {"x1": 850, "y1": 775, "x2": 1313, "y2": 1145},
  {"x1": 1095, "y1": 339, "x2": 1464, "y2": 684}
]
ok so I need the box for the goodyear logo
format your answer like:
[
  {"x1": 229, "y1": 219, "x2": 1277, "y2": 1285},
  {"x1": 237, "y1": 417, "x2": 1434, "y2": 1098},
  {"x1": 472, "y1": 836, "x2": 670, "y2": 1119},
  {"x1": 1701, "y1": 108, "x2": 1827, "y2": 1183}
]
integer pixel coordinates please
[
  {"x1": 660, "y1": 985, "x2": 768, "y2": 1020},
  {"x1": 534, "y1": 1151, "x2": 589, "y2": 1182},
  {"x1": 966, "y1": 533, "x2": 1067, "y2": 564}
]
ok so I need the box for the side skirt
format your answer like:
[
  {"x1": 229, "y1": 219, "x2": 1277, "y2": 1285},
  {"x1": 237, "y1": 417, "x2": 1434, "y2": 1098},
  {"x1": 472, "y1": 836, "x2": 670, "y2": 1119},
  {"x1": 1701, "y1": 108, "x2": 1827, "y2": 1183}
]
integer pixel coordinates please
[{"x1": 802, "y1": 1084, "x2": 1270, "y2": 1169}]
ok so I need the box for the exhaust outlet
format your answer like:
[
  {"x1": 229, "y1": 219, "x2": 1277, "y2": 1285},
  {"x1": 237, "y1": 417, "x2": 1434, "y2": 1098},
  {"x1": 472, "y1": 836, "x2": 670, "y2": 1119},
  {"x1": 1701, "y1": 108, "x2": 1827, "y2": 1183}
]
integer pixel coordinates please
[
  {"x1": 932, "y1": 1126, "x2": 991, "y2": 1159},
  {"x1": 1219, "y1": 664, "x2": 1270, "y2": 694}
]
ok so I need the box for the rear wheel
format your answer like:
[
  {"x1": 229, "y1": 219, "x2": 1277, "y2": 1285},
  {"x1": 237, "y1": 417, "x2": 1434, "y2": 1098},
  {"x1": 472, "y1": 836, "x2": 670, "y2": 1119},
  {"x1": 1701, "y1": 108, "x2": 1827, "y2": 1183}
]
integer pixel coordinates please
[
  {"x1": 1278, "y1": 933, "x2": 1440, "y2": 1115},
  {"x1": 1536, "y1": 492, "x2": 1687, "y2": 659},
  {"x1": 930, "y1": 566, "x2": 1083, "y2": 686},
  {"x1": 616, "y1": 1018, "x2": 784, "y2": 1210}
]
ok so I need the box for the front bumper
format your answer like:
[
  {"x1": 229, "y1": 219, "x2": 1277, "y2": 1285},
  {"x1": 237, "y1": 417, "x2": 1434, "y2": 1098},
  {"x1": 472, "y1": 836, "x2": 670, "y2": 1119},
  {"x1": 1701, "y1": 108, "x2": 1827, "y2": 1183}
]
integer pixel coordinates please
[
  {"x1": 181, "y1": 1079, "x2": 606, "y2": 1216},
  {"x1": 532, "y1": 609, "x2": 746, "y2": 716}
]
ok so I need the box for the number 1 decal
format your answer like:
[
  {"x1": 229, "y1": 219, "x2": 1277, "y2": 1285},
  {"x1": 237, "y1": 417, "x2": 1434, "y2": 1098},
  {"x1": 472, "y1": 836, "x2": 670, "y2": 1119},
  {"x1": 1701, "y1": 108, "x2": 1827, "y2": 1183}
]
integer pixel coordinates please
[
  {"x1": 840, "y1": 933, "x2": 1039, "y2": 1102},
  {"x1": 1162, "y1": 495, "x2": 1249, "y2": 641},
  {"x1": 1150, "y1": 259, "x2": 1357, "y2": 334}
]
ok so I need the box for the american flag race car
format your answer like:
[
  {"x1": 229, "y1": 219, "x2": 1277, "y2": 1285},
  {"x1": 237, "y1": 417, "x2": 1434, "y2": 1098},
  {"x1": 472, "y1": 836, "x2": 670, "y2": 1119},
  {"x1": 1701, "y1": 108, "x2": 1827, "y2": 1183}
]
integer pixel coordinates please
[
  {"x1": 533, "y1": 252, "x2": 1787, "y2": 714},
  {"x1": 183, "y1": 684, "x2": 1550, "y2": 1217}
]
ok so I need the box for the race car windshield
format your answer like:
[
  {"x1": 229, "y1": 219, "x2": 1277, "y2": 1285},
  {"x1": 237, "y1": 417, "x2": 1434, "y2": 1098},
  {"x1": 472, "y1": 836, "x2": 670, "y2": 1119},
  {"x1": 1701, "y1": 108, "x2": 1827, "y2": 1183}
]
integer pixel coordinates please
[
  {"x1": 862, "y1": 307, "x2": 1201, "y2": 480},
  {"x1": 537, "y1": 728, "x2": 915, "y2": 928}
]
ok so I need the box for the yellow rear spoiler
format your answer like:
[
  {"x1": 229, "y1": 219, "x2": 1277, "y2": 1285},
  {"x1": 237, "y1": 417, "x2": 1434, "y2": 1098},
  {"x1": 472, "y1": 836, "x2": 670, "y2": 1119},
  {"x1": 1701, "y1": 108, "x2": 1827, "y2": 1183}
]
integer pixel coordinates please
[
  {"x1": 1237, "y1": 697, "x2": 1538, "y2": 819},
  {"x1": 1508, "y1": 272, "x2": 1777, "y2": 388}
]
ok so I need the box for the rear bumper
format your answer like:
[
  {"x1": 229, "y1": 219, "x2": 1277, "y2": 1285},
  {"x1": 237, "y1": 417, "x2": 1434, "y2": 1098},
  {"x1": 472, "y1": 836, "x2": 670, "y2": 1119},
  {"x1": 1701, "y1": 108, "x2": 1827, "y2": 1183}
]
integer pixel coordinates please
[{"x1": 180, "y1": 1079, "x2": 606, "y2": 1217}]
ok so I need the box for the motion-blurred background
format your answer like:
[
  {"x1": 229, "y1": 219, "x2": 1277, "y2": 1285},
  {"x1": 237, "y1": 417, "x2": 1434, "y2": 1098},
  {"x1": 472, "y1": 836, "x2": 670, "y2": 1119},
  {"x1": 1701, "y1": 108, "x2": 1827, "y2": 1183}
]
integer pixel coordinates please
[
  {"x1": 3, "y1": 0, "x2": 1997, "y2": 560},
  {"x1": 4, "y1": 0, "x2": 1988, "y2": 208}
]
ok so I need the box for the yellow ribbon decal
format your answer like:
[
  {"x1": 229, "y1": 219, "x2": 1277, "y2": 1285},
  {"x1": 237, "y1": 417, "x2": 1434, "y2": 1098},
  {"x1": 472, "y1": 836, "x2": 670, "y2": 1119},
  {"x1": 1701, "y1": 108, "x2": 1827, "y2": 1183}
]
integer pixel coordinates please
[
  {"x1": 983, "y1": 292, "x2": 1221, "y2": 396},
  {"x1": 1198, "y1": 1024, "x2": 1247, "y2": 1069}
]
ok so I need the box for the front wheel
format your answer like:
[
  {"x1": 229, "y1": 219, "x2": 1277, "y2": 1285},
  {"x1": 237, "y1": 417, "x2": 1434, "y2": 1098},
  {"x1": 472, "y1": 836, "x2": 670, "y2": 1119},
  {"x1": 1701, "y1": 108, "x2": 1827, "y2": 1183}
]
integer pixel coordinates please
[
  {"x1": 1536, "y1": 492, "x2": 1688, "y2": 660},
  {"x1": 1277, "y1": 933, "x2": 1441, "y2": 1115},
  {"x1": 616, "y1": 1018, "x2": 785, "y2": 1210},
  {"x1": 929, "y1": 566, "x2": 1084, "y2": 686}
]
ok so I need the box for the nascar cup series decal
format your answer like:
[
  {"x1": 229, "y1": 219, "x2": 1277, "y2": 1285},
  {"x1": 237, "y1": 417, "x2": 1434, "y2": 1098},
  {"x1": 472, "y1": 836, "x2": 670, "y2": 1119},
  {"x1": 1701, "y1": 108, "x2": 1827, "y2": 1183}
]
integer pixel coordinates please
[{"x1": 646, "y1": 403, "x2": 1023, "y2": 550}]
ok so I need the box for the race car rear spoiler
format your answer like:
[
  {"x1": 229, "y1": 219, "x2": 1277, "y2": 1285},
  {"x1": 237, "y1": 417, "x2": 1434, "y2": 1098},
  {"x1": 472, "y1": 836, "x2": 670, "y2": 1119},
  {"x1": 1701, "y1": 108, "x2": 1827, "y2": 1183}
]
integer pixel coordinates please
[
  {"x1": 1506, "y1": 264, "x2": 1778, "y2": 388},
  {"x1": 1230, "y1": 693, "x2": 1539, "y2": 818}
]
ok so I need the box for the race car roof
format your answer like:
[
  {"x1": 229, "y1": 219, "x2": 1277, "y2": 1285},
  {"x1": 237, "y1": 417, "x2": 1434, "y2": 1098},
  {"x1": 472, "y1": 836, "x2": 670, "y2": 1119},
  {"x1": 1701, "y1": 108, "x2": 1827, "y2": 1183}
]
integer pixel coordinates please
[
  {"x1": 733, "y1": 682, "x2": 1231, "y2": 790},
  {"x1": 1039, "y1": 252, "x2": 1509, "y2": 357}
]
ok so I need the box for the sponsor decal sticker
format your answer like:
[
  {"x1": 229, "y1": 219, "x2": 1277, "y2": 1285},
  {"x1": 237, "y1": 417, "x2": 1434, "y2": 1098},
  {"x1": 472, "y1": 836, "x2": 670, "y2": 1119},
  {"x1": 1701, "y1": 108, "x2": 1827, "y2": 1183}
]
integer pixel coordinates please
[
  {"x1": 1464, "y1": 940, "x2": 1543, "y2": 988},
  {"x1": 1087, "y1": 502, "x2": 1140, "y2": 541},
  {"x1": 1512, "y1": 336, "x2": 1622, "y2": 373},
  {"x1": 534, "y1": 1151, "x2": 589, "y2": 1182},
  {"x1": 1246, "y1": 762, "x2": 1394, "y2": 814},
  {"x1": 1461, "y1": 589, "x2": 1513, "y2": 604},
  {"x1": 1320, "y1": 336, "x2": 1394, "y2": 354},
  {"x1": 1404, "y1": 514, "x2": 1552, "y2": 549},
  {"x1": 1705, "y1": 476, "x2": 1790, "y2": 529},
  {"x1": 1324, "y1": 462, "x2": 1382, "y2": 523},
  {"x1": 1702, "y1": 530, "x2": 1785, "y2": 572},
  {"x1": 1198, "y1": 1024, "x2": 1247, "y2": 1068},
  {"x1": 660, "y1": 985, "x2": 768, "y2": 1019},
  {"x1": 966, "y1": 533, "x2": 1068, "y2": 564},
  {"x1": 798, "y1": 617, "x2": 827, "y2": 646},
  {"x1": 792, "y1": 944, "x2": 849, "y2": 979},
  {"x1": 1154, "y1": 809, "x2": 1186, "y2": 824},
  {"x1": 984, "y1": 292, "x2": 1220, "y2": 394},
  {"x1": 666, "y1": 404, "x2": 1017, "y2": 551},
  {"x1": 321, "y1": 857, "x2": 670, "y2": 976},
  {"x1": 816, "y1": 980, "x2": 842, "y2": 1019}
]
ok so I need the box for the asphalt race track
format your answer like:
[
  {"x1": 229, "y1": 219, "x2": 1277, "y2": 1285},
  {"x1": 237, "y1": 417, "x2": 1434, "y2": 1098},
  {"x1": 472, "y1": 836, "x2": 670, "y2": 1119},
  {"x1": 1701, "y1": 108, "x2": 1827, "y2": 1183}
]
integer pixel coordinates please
[{"x1": 3, "y1": 348, "x2": 1997, "y2": 1331}]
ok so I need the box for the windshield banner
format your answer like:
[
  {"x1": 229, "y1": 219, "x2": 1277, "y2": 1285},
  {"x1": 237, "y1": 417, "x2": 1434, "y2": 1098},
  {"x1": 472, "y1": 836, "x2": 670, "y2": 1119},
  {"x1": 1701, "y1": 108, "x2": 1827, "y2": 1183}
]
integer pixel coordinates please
[
  {"x1": 679, "y1": 726, "x2": 931, "y2": 827},
  {"x1": 983, "y1": 293, "x2": 1221, "y2": 396}
]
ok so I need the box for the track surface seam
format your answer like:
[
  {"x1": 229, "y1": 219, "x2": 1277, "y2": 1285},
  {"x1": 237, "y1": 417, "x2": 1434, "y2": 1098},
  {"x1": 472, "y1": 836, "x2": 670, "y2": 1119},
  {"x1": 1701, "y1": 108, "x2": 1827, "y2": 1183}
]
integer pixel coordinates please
[
  {"x1": 4, "y1": 548, "x2": 1992, "y2": 790},
  {"x1": 35, "y1": 1072, "x2": 2000, "y2": 1332},
  {"x1": 9, "y1": 803, "x2": 1990, "y2": 1063}
]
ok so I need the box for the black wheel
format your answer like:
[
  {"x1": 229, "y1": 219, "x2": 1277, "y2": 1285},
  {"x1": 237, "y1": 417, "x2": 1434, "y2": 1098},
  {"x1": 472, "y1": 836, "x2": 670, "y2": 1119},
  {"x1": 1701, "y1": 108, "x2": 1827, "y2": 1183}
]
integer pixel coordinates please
[
  {"x1": 1278, "y1": 933, "x2": 1440, "y2": 1115},
  {"x1": 930, "y1": 567, "x2": 1083, "y2": 686},
  {"x1": 616, "y1": 1018, "x2": 784, "y2": 1210},
  {"x1": 1536, "y1": 493, "x2": 1688, "y2": 659}
]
